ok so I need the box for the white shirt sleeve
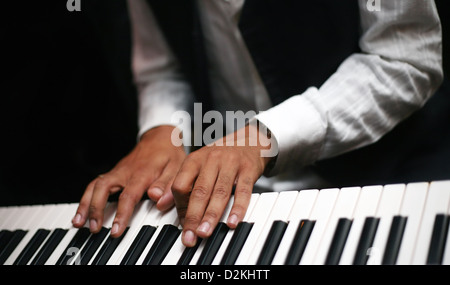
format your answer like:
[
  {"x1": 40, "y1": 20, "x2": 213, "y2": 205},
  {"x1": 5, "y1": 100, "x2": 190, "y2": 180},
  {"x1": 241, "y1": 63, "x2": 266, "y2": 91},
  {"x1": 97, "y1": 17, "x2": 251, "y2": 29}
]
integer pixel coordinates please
[
  {"x1": 255, "y1": 0, "x2": 443, "y2": 176},
  {"x1": 127, "y1": 0, "x2": 195, "y2": 139}
]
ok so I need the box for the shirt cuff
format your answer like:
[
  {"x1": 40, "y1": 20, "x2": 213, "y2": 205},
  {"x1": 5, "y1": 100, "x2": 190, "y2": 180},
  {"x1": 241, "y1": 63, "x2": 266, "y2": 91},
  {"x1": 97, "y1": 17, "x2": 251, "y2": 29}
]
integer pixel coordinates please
[
  {"x1": 137, "y1": 80, "x2": 194, "y2": 140},
  {"x1": 254, "y1": 87, "x2": 328, "y2": 176}
]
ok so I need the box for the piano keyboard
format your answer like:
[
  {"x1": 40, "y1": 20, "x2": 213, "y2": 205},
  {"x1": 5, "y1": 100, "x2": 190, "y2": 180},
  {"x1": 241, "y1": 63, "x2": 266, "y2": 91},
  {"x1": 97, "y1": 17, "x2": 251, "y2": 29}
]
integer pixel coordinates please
[{"x1": 1, "y1": 180, "x2": 449, "y2": 266}]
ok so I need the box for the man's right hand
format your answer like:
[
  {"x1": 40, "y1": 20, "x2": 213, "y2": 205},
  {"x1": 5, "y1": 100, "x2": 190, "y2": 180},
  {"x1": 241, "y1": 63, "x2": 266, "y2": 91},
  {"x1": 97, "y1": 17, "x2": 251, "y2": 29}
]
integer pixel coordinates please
[{"x1": 71, "y1": 125, "x2": 186, "y2": 238}]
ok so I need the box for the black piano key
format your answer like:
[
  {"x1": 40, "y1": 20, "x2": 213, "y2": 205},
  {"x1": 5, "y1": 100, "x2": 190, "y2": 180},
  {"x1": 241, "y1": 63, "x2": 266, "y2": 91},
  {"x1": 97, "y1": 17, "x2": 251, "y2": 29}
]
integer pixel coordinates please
[
  {"x1": 382, "y1": 216, "x2": 408, "y2": 265},
  {"x1": 120, "y1": 225, "x2": 157, "y2": 265},
  {"x1": 0, "y1": 230, "x2": 27, "y2": 265},
  {"x1": 256, "y1": 220, "x2": 288, "y2": 265},
  {"x1": 30, "y1": 228, "x2": 68, "y2": 265},
  {"x1": 325, "y1": 218, "x2": 353, "y2": 265},
  {"x1": 0, "y1": 230, "x2": 14, "y2": 251},
  {"x1": 197, "y1": 222, "x2": 230, "y2": 265},
  {"x1": 55, "y1": 227, "x2": 91, "y2": 265},
  {"x1": 13, "y1": 229, "x2": 51, "y2": 265},
  {"x1": 284, "y1": 220, "x2": 315, "y2": 265},
  {"x1": 426, "y1": 214, "x2": 449, "y2": 265},
  {"x1": 79, "y1": 227, "x2": 110, "y2": 265},
  {"x1": 142, "y1": 225, "x2": 180, "y2": 265},
  {"x1": 91, "y1": 227, "x2": 129, "y2": 265},
  {"x1": 220, "y1": 222, "x2": 254, "y2": 265},
  {"x1": 353, "y1": 217, "x2": 380, "y2": 265},
  {"x1": 177, "y1": 238, "x2": 203, "y2": 265}
]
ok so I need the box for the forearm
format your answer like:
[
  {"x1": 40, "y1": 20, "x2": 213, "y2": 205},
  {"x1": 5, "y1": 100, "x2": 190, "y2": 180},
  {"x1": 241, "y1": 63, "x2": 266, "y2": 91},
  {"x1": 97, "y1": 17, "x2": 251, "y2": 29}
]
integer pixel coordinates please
[
  {"x1": 256, "y1": 0, "x2": 443, "y2": 176},
  {"x1": 128, "y1": 0, "x2": 194, "y2": 139}
]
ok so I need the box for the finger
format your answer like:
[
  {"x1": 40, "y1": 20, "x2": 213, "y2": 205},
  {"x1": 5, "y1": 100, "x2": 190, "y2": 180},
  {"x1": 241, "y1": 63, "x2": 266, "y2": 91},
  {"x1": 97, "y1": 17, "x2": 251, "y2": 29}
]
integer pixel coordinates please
[
  {"x1": 147, "y1": 161, "x2": 178, "y2": 211},
  {"x1": 88, "y1": 174, "x2": 123, "y2": 233},
  {"x1": 72, "y1": 178, "x2": 97, "y2": 228},
  {"x1": 110, "y1": 178, "x2": 148, "y2": 238},
  {"x1": 196, "y1": 162, "x2": 238, "y2": 238},
  {"x1": 156, "y1": 176, "x2": 176, "y2": 212},
  {"x1": 226, "y1": 170, "x2": 255, "y2": 229},
  {"x1": 182, "y1": 161, "x2": 219, "y2": 246},
  {"x1": 172, "y1": 158, "x2": 201, "y2": 224}
]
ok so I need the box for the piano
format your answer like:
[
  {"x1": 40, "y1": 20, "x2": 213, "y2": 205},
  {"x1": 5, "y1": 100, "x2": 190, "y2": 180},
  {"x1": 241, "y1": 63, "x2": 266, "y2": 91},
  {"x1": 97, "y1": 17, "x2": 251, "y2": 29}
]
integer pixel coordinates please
[{"x1": 0, "y1": 180, "x2": 449, "y2": 266}]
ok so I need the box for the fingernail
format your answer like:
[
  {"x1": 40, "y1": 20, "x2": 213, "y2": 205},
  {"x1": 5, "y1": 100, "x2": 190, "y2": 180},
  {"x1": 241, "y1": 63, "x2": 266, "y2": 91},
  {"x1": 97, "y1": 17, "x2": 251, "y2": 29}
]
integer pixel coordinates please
[
  {"x1": 150, "y1": 187, "x2": 164, "y2": 198},
  {"x1": 90, "y1": 219, "x2": 98, "y2": 232},
  {"x1": 227, "y1": 214, "x2": 239, "y2": 227},
  {"x1": 183, "y1": 230, "x2": 196, "y2": 247},
  {"x1": 197, "y1": 222, "x2": 211, "y2": 235},
  {"x1": 111, "y1": 223, "x2": 119, "y2": 235},
  {"x1": 72, "y1": 213, "x2": 81, "y2": 224}
]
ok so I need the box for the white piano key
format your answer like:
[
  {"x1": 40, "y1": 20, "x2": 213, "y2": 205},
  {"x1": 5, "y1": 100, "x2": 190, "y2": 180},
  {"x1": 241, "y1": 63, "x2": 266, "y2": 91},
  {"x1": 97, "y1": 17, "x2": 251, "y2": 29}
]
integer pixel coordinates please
[
  {"x1": 246, "y1": 191, "x2": 298, "y2": 264},
  {"x1": 106, "y1": 200, "x2": 154, "y2": 265},
  {"x1": 0, "y1": 206, "x2": 34, "y2": 231},
  {"x1": 189, "y1": 196, "x2": 236, "y2": 265},
  {"x1": 188, "y1": 239, "x2": 207, "y2": 265},
  {"x1": 136, "y1": 206, "x2": 179, "y2": 265},
  {"x1": 45, "y1": 203, "x2": 82, "y2": 265},
  {"x1": 272, "y1": 189, "x2": 319, "y2": 265},
  {"x1": 4, "y1": 205, "x2": 56, "y2": 265},
  {"x1": 299, "y1": 188, "x2": 339, "y2": 265},
  {"x1": 0, "y1": 206, "x2": 22, "y2": 228},
  {"x1": 27, "y1": 204, "x2": 76, "y2": 264},
  {"x1": 339, "y1": 185, "x2": 383, "y2": 265},
  {"x1": 211, "y1": 194, "x2": 259, "y2": 265},
  {"x1": 162, "y1": 194, "x2": 261, "y2": 265},
  {"x1": 0, "y1": 207, "x2": 10, "y2": 227},
  {"x1": 395, "y1": 182, "x2": 429, "y2": 265},
  {"x1": 441, "y1": 193, "x2": 450, "y2": 265},
  {"x1": 0, "y1": 206, "x2": 36, "y2": 265},
  {"x1": 133, "y1": 202, "x2": 166, "y2": 265},
  {"x1": 366, "y1": 184, "x2": 405, "y2": 265},
  {"x1": 85, "y1": 203, "x2": 118, "y2": 265},
  {"x1": 313, "y1": 187, "x2": 360, "y2": 265},
  {"x1": 412, "y1": 180, "x2": 450, "y2": 265},
  {"x1": 159, "y1": 229, "x2": 185, "y2": 265},
  {"x1": 235, "y1": 192, "x2": 279, "y2": 265},
  {"x1": 47, "y1": 204, "x2": 89, "y2": 266}
]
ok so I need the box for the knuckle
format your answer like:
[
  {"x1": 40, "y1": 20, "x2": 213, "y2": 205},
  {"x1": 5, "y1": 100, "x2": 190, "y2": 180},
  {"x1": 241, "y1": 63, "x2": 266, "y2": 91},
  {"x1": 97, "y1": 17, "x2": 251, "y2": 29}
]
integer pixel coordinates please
[
  {"x1": 208, "y1": 149, "x2": 222, "y2": 160},
  {"x1": 191, "y1": 184, "x2": 210, "y2": 200},
  {"x1": 204, "y1": 210, "x2": 220, "y2": 221},
  {"x1": 184, "y1": 214, "x2": 202, "y2": 226},
  {"x1": 240, "y1": 176, "x2": 254, "y2": 186},
  {"x1": 217, "y1": 174, "x2": 232, "y2": 185},
  {"x1": 239, "y1": 160, "x2": 253, "y2": 171},
  {"x1": 88, "y1": 204, "x2": 101, "y2": 216},
  {"x1": 213, "y1": 185, "x2": 230, "y2": 200},
  {"x1": 234, "y1": 186, "x2": 252, "y2": 197},
  {"x1": 94, "y1": 177, "x2": 111, "y2": 189},
  {"x1": 151, "y1": 179, "x2": 168, "y2": 190},
  {"x1": 118, "y1": 191, "x2": 140, "y2": 205},
  {"x1": 227, "y1": 151, "x2": 240, "y2": 163},
  {"x1": 172, "y1": 180, "x2": 191, "y2": 195}
]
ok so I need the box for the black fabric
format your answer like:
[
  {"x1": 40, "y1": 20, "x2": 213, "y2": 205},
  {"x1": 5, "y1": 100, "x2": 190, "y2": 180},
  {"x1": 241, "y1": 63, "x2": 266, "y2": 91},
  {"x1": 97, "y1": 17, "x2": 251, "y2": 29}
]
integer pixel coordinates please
[
  {"x1": 146, "y1": 0, "x2": 213, "y2": 112},
  {"x1": 1, "y1": 1, "x2": 138, "y2": 206},
  {"x1": 239, "y1": 0, "x2": 360, "y2": 105}
]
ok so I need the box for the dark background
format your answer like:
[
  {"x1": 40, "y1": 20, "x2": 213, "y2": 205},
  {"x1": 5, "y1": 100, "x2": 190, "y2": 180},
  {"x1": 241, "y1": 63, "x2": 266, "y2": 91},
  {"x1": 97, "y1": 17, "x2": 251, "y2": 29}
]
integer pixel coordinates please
[
  {"x1": 1, "y1": 1, "x2": 138, "y2": 206},
  {"x1": 1, "y1": 0, "x2": 449, "y2": 206}
]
